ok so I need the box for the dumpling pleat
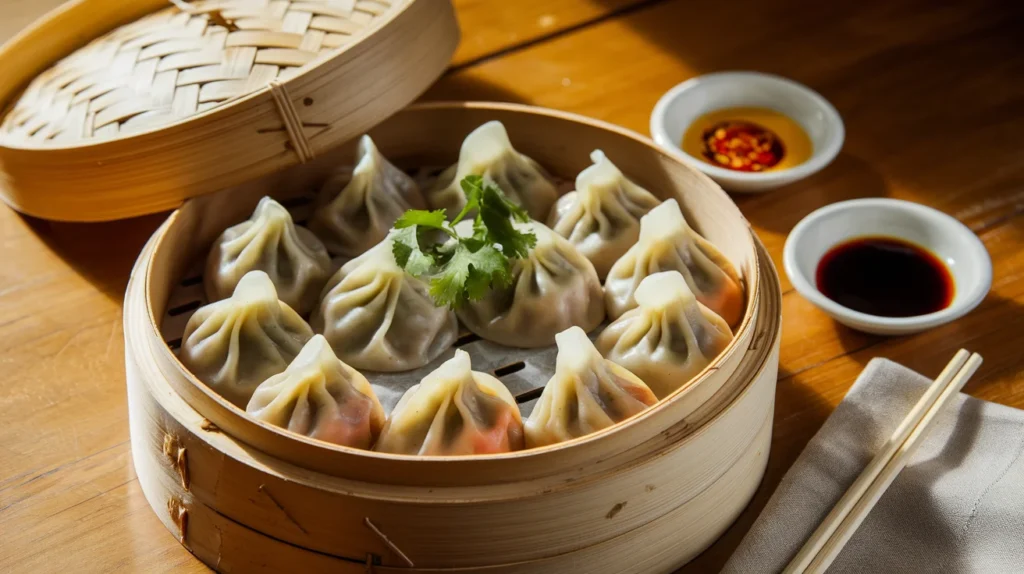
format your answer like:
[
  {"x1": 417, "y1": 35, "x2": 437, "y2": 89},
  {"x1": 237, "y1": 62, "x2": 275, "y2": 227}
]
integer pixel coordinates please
[
  {"x1": 455, "y1": 220, "x2": 605, "y2": 348},
  {"x1": 548, "y1": 150, "x2": 660, "y2": 279},
  {"x1": 374, "y1": 350, "x2": 524, "y2": 456},
  {"x1": 604, "y1": 198, "x2": 744, "y2": 326},
  {"x1": 313, "y1": 238, "x2": 457, "y2": 372},
  {"x1": 525, "y1": 326, "x2": 656, "y2": 448},
  {"x1": 181, "y1": 271, "x2": 314, "y2": 408},
  {"x1": 310, "y1": 135, "x2": 426, "y2": 257},
  {"x1": 426, "y1": 121, "x2": 558, "y2": 221},
  {"x1": 598, "y1": 271, "x2": 733, "y2": 400},
  {"x1": 205, "y1": 196, "x2": 331, "y2": 315},
  {"x1": 247, "y1": 335, "x2": 385, "y2": 449}
]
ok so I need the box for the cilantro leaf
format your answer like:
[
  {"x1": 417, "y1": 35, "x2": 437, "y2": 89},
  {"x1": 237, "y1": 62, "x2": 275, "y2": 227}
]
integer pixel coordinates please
[
  {"x1": 485, "y1": 178, "x2": 532, "y2": 223},
  {"x1": 429, "y1": 242, "x2": 511, "y2": 307},
  {"x1": 390, "y1": 175, "x2": 536, "y2": 309},
  {"x1": 451, "y1": 175, "x2": 485, "y2": 224},
  {"x1": 394, "y1": 209, "x2": 448, "y2": 230},
  {"x1": 478, "y1": 182, "x2": 536, "y2": 259},
  {"x1": 390, "y1": 226, "x2": 435, "y2": 276}
]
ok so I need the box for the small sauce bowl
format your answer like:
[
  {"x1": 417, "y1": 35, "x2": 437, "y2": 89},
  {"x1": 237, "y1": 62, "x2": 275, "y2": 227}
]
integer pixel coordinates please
[
  {"x1": 784, "y1": 198, "x2": 992, "y2": 335},
  {"x1": 650, "y1": 71, "x2": 844, "y2": 193}
]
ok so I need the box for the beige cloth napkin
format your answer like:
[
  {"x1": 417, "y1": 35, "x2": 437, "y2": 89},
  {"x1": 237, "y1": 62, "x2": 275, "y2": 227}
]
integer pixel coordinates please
[{"x1": 723, "y1": 358, "x2": 1024, "y2": 573}]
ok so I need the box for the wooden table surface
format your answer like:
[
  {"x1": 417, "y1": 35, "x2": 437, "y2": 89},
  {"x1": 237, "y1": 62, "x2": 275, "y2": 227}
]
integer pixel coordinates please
[{"x1": 2, "y1": 0, "x2": 1022, "y2": 572}]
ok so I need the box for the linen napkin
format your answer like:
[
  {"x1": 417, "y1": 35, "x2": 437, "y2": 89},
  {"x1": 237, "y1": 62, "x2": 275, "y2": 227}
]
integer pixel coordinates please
[{"x1": 723, "y1": 358, "x2": 1024, "y2": 573}]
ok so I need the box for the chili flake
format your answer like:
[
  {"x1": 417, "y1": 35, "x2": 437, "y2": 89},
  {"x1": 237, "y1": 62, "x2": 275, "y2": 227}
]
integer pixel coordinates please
[{"x1": 700, "y1": 121, "x2": 785, "y2": 172}]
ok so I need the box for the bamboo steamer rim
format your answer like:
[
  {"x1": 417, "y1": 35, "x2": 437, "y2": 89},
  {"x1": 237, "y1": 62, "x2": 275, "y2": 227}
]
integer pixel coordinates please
[
  {"x1": 0, "y1": 0, "x2": 459, "y2": 221},
  {"x1": 140, "y1": 101, "x2": 767, "y2": 476}
]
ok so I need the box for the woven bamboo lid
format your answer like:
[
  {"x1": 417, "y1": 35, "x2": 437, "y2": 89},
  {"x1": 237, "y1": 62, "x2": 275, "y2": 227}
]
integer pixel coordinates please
[{"x1": 0, "y1": 0, "x2": 459, "y2": 221}]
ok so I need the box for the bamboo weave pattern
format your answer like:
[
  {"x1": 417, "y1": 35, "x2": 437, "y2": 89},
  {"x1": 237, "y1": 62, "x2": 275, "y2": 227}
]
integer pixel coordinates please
[{"x1": 0, "y1": 0, "x2": 394, "y2": 144}]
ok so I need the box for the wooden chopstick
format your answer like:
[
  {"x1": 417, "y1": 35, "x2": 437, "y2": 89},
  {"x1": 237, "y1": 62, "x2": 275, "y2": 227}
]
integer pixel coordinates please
[
  {"x1": 784, "y1": 350, "x2": 983, "y2": 574},
  {"x1": 803, "y1": 352, "x2": 983, "y2": 572},
  {"x1": 783, "y1": 349, "x2": 969, "y2": 573}
]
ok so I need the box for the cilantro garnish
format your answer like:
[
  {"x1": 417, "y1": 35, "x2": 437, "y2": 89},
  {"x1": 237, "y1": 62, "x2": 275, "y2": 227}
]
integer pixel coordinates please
[{"x1": 391, "y1": 176, "x2": 537, "y2": 308}]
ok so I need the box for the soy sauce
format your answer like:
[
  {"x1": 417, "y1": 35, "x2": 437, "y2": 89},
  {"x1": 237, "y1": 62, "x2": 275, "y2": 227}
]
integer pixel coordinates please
[{"x1": 815, "y1": 236, "x2": 954, "y2": 317}]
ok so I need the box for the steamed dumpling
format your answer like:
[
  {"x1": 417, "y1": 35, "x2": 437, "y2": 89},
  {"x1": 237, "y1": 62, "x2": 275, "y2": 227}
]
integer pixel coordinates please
[
  {"x1": 597, "y1": 272, "x2": 733, "y2": 399},
  {"x1": 547, "y1": 150, "x2": 661, "y2": 279},
  {"x1": 310, "y1": 135, "x2": 426, "y2": 257},
  {"x1": 427, "y1": 121, "x2": 558, "y2": 220},
  {"x1": 205, "y1": 196, "x2": 331, "y2": 315},
  {"x1": 247, "y1": 335, "x2": 385, "y2": 449},
  {"x1": 311, "y1": 236, "x2": 458, "y2": 372},
  {"x1": 181, "y1": 271, "x2": 314, "y2": 407},
  {"x1": 455, "y1": 220, "x2": 605, "y2": 348},
  {"x1": 374, "y1": 350, "x2": 524, "y2": 456},
  {"x1": 604, "y1": 199, "x2": 743, "y2": 325},
  {"x1": 525, "y1": 326, "x2": 657, "y2": 448}
]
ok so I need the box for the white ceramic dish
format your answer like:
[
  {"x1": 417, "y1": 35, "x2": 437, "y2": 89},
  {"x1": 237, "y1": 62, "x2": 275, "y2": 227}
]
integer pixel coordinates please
[
  {"x1": 783, "y1": 198, "x2": 992, "y2": 336},
  {"x1": 650, "y1": 71, "x2": 844, "y2": 193}
]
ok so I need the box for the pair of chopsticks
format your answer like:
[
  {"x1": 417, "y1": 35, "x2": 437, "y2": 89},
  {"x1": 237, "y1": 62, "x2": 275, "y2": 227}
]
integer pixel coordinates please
[{"x1": 783, "y1": 349, "x2": 983, "y2": 574}]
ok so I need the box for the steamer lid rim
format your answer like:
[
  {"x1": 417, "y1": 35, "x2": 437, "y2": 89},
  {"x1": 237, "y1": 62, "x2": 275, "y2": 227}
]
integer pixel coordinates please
[{"x1": 0, "y1": 0, "x2": 460, "y2": 221}]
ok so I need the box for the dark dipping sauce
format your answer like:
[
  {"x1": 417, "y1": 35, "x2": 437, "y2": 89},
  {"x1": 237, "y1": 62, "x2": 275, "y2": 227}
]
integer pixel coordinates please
[{"x1": 816, "y1": 236, "x2": 954, "y2": 318}]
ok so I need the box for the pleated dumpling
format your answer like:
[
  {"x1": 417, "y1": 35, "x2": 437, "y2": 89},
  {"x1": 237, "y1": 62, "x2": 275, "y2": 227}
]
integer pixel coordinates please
[
  {"x1": 525, "y1": 327, "x2": 657, "y2": 448},
  {"x1": 547, "y1": 150, "x2": 661, "y2": 279},
  {"x1": 181, "y1": 271, "x2": 314, "y2": 407},
  {"x1": 246, "y1": 335, "x2": 385, "y2": 449},
  {"x1": 311, "y1": 236, "x2": 458, "y2": 372},
  {"x1": 374, "y1": 350, "x2": 524, "y2": 456},
  {"x1": 427, "y1": 121, "x2": 558, "y2": 221},
  {"x1": 454, "y1": 219, "x2": 605, "y2": 348},
  {"x1": 310, "y1": 135, "x2": 426, "y2": 257},
  {"x1": 206, "y1": 196, "x2": 331, "y2": 315},
  {"x1": 604, "y1": 199, "x2": 744, "y2": 325},
  {"x1": 597, "y1": 272, "x2": 733, "y2": 399}
]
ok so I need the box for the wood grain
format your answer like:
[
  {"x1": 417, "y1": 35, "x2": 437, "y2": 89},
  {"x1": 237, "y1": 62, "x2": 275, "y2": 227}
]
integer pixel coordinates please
[
  {"x1": 0, "y1": 0, "x2": 67, "y2": 42},
  {"x1": 451, "y1": 0, "x2": 646, "y2": 66},
  {"x1": 1, "y1": 0, "x2": 1023, "y2": 572}
]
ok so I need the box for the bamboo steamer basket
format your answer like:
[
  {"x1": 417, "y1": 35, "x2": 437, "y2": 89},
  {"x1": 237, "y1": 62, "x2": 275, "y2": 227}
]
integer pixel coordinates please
[{"x1": 122, "y1": 103, "x2": 783, "y2": 572}]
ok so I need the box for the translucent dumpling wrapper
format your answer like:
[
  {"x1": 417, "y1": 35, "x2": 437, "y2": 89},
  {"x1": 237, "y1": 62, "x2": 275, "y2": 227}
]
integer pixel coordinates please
[
  {"x1": 525, "y1": 326, "x2": 657, "y2": 448},
  {"x1": 246, "y1": 335, "x2": 385, "y2": 449},
  {"x1": 427, "y1": 121, "x2": 558, "y2": 221},
  {"x1": 205, "y1": 196, "x2": 331, "y2": 315},
  {"x1": 181, "y1": 271, "x2": 314, "y2": 408},
  {"x1": 597, "y1": 271, "x2": 733, "y2": 399},
  {"x1": 311, "y1": 237, "x2": 458, "y2": 372},
  {"x1": 454, "y1": 220, "x2": 605, "y2": 348},
  {"x1": 604, "y1": 199, "x2": 744, "y2": 325},
  {"x1": 374, "y1": 350, "x2": 524, "y2": 456},
  {"x1": 547, "y1": 150, "x2": 661, "y2": 279},
  {"x1": 310, "y1": 135, "x2": 426, "y2": 257}
]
